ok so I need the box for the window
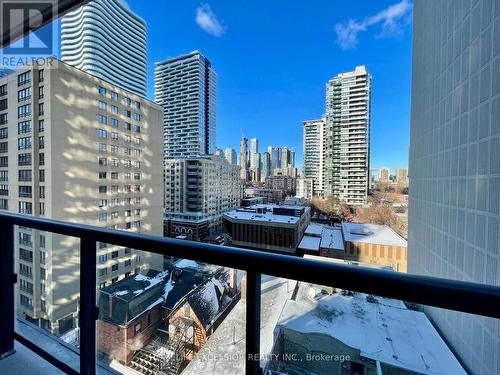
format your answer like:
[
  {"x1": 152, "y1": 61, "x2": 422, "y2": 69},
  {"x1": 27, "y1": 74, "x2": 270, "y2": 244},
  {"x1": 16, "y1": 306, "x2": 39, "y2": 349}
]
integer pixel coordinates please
[
  {"x1": 39, "y1": 186, "x2": 45, "y2": 199},
  {"x1": 134, "y1": 173, "x2": 140, "y2": 180},
  {"x1": 124, "y1": 248, "x2": 131, "y2": 254},
  {"x1": 38, "y1": 86, "x2": 44, "y2": 99},
  {"x1": 133, "y1": 113, "x2": 141, "y2": 121},
  {"x1": 98, "y1": 143, "x2": 106, "y2": 152},
  {"x1": 18, "y1": 120, "x2": 32, "y2": 134},
  {"x1": 98, "y1": 157, "x2": 107, "y2": 166},
  {"x1": 98, "y1": 212, "x2": 107, "y2": 222},
  {"x1": 0, "y1": 113, "x2": 7, "y2": 125},
  {"x1": 20, "y1": 295, "x2": 33, "y2": 308},
  {"x1": 124, "y1": 147, "x2": 131, "y2": 155},
  {"x1": 0, "y1": 184, "x2": 7, "y2": 195},
  {"x1": 38, "y1": 103, "x2": 44, "y2": 116},
  {"x1": 39, "y1": 202, "x2": 45, "y2": 215},
  {"x1": 98, "y1": 129, "x2": 107, "y2": 138},
  {"x1": 38, "y1": 119, "x2": 44, "y2": 132},
  {"x1": 0, "y1": 171, "x2": 8, "y2": 181},
  {"x1": 99, "y1": 186, "x2": 107, "y2": 193},
  {"x1": 134, "y1": 137, "x2": 140, "y2": 145},
  {"x1": 125, "y1": 210, "x2": 131, "y2": 217},
  {"x1": 111, "y1": 172, "x2": 118, "y2": 179},
  {"x1": 134, "y1": 323, "x2": 141, "y2": 335},
  {"x1": 99, "y1": 199, "x2": 107, "y2": 207},
  {"x1": 98, "y1": 172, "x2": 107, "y2": 179},
  {"x1": 124, "y1": 159, "x2": 131, "y2": 168},
  {"x1": 133, "y1": 125, "x2": 141, "y2": 133},
  {"x1": 39, "y1": 153, "x2": 44, "y2": 166},
  {"x1": 18, "y1": 137, "x2": 32, "y2": 150},
  {"x1": 98, "y1": 255, "x2": 107, "y2": 263},
  {"x1": 111, "y1": 145, "x2": 118, "y2": 154},
  {"x1": 134, "y1": 209, "x2": 141, "y2": 216},
  {"x1": 133, "y1": 161, "x2": 140, "y2": 169},
  {"x1": 124, "y1": 135, "x2": 131, "y2": 143},
  {"x1": 18, "y1": 169, "x2": 32, "y2": 181},
  {"x1": 17, "y1": 71, "x2": 31, "y2": 86},
  {"x1": 0, "y1": 98, "x2": 7, "y2": 110},
  {"x1": 111, "y1": 105, "x2": 118, "y2": 114},
  {"x1": 98, "y1": 86, "x2": 107, "y2": 96},
  {"x1": 125, "y1": 259, "x2": 131, "y2": 267},
  {"x1": 38, "y1": 136, "x2": 44, "y2": 149},
  {"x1": 112, "y1": 264, "x2": 118, "y2": 272},
  {"x1": 133, "y1": 101, "x2": 141, "y2": 110},
  {"x1": 134, "y1": 185, "x2": 141, "y2": 192},
  {"x1": 98, "y1": 100, "x2": 107, "y2": 110},
  {"x1": 111, "y1": 118, "x2": 119, "y2": 127},
  {"x1": 98, "y1": 114, "x2": 107, "y2": 124},
  {"x1": 124, "y1": 172, "x2": 131, "y2": 180},
  {"x1": 0, "y1": 84, "x2": 7, "y2": 97},
  {"x1": 38, "y1": 70, "x2": 44, "y2": 82},
  {"x1": 99, "y1": 268, "x2": 107, "y2": 277},
  {"x1": 18, "y1": 87, "x2": 31, "y2": 102},
  {"x1": 19, "y1": 201, "x2": 33, "y2": 214},
  {"x1": 0, "y1": 156, "x2": 7, "y2": 167},
  {"x1": 133, "y1": 221, "x2": 141, "y2": 228},
  {"x1": 123, "y1": 97, "x2": 131, "y2": 106},
  {"x1": 18, "y1": 153, "x2": 31, "y2": 166},
  {"x1": 0, "y1": 199, "x2": 8, "y2": 210},
  {"x1": 124, "y1": 109, "x2": 131, "y2": 118},
  {"x1": 111, "y1": 132, "x2": 118, "y2": 141},
  {"x1": 18, "y1": 104, "x2": 31, "y2": 118},
  {"x1": 19, "y1": 186, "x2": 32, "y2": 198},
  {"x1": 111, "y1": 250, "x2": 119, "y2": 258},
  {"x1": 112, "y1": 277, "x2": 118, "y2": 283},
  {"x1": 0, "y1": 141, "x2": 7, "y2": 153},
  {"x1": 39, "y1": 170, "x2": 44, "y2": 182},
  {"x1": 110, "y1": 185, "x2": 119, "y2": 193},
  {"x1": 111, "y1": 92, "x2": 118, "y2": 100},
  {"x1": 124, "y1": 122, "x2": 131, "y2": 131},
  {"x1": 111, "y1": 158, "x2": 119, "y2": 167},
  {"x1": 40, "y1": 234, "x2": 45, "y2": 248},
  {"x1": 0, "y1": 127, "x2": 7, "y2": 139}
]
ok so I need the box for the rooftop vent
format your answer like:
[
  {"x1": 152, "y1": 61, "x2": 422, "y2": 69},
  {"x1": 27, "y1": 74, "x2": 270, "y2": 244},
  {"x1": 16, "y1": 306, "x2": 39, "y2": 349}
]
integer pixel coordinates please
[{"x1": 350, "y1": 228, "x2": 372, "y2": 236}]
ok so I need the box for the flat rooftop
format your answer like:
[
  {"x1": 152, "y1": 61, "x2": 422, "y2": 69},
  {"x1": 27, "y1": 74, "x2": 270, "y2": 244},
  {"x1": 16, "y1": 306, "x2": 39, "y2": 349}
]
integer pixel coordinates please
[
  {"x1": 277, "y1": 283, "x2": 465, "y2": 374},
  {"x1": 298, "y1": 224, "x2": 344, "y2": 252},
  {"x1": 342, "y1": 222, "x2": 407, "y2": 247},
  {"x1": 224, "y1": 204, "x2": 307, "y2": 225}
]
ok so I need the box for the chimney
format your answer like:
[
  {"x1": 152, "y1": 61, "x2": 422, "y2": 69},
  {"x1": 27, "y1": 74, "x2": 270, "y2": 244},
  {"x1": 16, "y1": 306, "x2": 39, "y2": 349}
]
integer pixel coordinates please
[
  {"x1": 241, "y1": 274, "x2": 247, "y2": 302},
  {"x1": 229, "y1": 268, "x2": 238, "y2": 293}
]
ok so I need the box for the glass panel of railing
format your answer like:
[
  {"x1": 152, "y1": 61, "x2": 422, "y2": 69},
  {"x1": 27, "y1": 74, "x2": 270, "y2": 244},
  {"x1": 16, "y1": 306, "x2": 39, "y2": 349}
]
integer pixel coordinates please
[
  {"x1": 261, "y1": 272, "x2": 496, "y2": 375},
  {"x1": 14, "y1": 225, "x2": 81, "y2": 372},
  {"x1": 96, "y1": 248, "x2": 246, "y2": 375}
]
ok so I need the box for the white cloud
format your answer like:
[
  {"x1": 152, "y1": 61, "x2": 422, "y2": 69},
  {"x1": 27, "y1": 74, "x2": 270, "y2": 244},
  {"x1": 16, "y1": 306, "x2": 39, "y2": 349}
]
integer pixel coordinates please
[
  {"x1": 334, "y1": 0, "x2": 412, "y2": 50},
  {"x1": 196, "y1": 3, "x2": 225, "y2": 37}
]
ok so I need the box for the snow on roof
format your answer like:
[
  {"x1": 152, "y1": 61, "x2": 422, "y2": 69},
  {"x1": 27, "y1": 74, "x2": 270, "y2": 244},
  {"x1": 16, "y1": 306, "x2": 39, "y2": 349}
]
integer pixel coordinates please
[
  {"x1": 342, "y1": 222, "x2": 407, "y2": 247},
  {"x1": 298, "y1": 224, "x2": 344, "y2": 252},
  {"x1": 224, "y1": 209, "x2": 301, "y2": 225},
  {"x1": 277, "y1": 284, "x2": 466, "y2": 374},
  {"x1": 174, "y1": 259, "x2": 221, "y2": 274},
  {"x1": 298, "y1": 235, "x2": 321, "y2": 251},
  {"x1": 304, "y1": 223, "x2": 323, "y2": 236},
  {"x1": 303, "y1": 255, "x2": 394, "y2": 270},
  {"x1": 320, "y1": 226, "x2": 344, "y2": 251}
]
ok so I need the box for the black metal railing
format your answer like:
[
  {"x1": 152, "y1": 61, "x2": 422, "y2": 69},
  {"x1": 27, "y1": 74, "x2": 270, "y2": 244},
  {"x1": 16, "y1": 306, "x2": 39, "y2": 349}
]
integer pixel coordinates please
[{"x1": 0, "y1": 211, "x2": 499, "y2": 375}]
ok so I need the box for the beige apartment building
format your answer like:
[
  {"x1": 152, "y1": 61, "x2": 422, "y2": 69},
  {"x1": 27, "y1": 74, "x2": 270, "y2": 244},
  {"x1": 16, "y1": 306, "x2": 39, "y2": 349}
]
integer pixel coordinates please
[{"x1": 0, "y1": 59, "x2": 164, "y2": 335}]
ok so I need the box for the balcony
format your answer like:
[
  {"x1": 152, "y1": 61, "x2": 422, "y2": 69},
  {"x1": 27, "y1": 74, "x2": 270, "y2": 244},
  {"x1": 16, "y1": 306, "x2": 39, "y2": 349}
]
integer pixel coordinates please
[{"x1": 0, "y1": 211, "x2": 499, "y2": 375}]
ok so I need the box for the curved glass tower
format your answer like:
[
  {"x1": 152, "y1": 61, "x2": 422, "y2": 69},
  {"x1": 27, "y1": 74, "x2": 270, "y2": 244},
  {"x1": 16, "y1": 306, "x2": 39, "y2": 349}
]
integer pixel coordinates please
[{"x1": 61, "y1": 0, "x2": 147, "y2": 96}]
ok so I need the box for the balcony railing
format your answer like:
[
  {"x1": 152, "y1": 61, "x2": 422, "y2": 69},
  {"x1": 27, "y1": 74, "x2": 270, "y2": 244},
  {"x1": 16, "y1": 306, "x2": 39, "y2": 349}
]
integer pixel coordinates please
[{"x1": 0, "y1": 211, "x2": 499, "y2": 375}]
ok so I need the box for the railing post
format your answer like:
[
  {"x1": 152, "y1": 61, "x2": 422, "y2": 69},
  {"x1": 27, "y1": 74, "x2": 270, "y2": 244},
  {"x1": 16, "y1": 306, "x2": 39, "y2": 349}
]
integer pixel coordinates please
[
  {"x1": 80, "y1": 237, "x2": 97, "y2": 375},
  {"x1": 245, "y1": 271, "x2": 261, "y2": 375},
  {"x1": 0, "y1": 220, "x2": 15, "y2": 359}
]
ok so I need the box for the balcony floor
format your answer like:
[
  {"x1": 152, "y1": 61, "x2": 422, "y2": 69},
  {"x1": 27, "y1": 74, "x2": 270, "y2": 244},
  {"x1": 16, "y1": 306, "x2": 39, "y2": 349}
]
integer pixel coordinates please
[{"x1": 0, "y1": 341, "x2": 65, "y2": 375}]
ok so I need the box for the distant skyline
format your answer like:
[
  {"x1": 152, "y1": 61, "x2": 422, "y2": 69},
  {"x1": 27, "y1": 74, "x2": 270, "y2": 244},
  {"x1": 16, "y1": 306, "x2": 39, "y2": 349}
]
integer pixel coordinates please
[{"x1": 64, "y1": 0, "x2": 413, "y2": 171}]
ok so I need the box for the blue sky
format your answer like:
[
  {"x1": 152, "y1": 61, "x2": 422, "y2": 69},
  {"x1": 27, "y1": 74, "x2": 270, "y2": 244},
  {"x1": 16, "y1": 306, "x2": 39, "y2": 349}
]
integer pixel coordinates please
[{"x1": 105, "y1": 1, "x2": 415, "y2": 171}]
